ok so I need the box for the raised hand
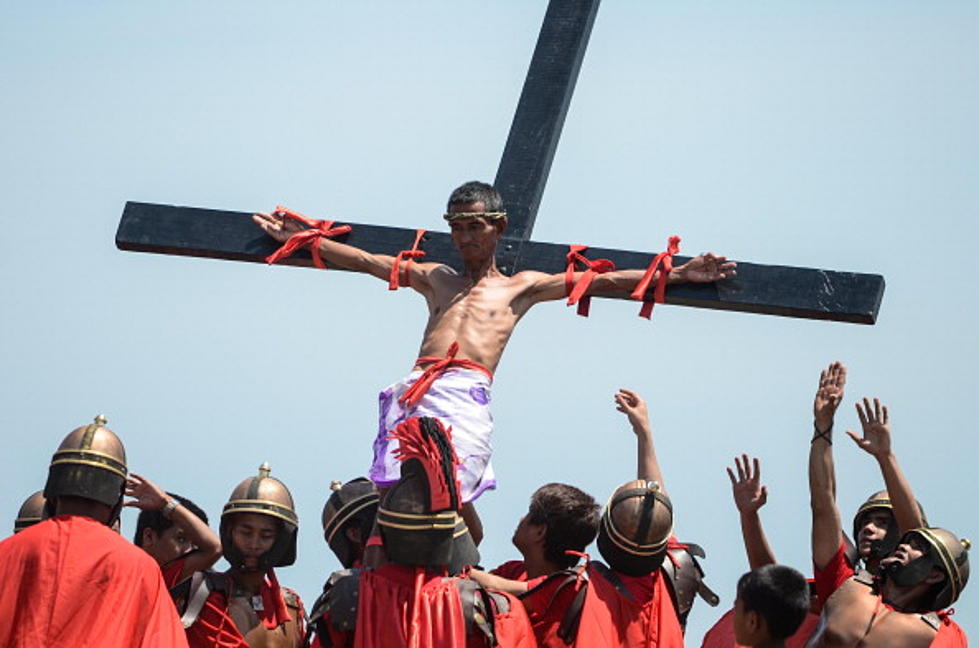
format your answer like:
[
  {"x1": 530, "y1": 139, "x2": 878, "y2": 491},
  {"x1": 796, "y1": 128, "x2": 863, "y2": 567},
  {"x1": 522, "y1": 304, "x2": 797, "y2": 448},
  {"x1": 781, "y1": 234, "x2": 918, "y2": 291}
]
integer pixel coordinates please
[
  {"x1": 846, "y1": 397, "x2": 892, "y2": 458},
  {"x1": 615, "y1": 388, "x2": 650, "y2": 434},
  {"x1": 124, "y1": 473, "x2": 169, "y2": 511},
  {"x1": 726, "y1": 454, "x2": 768, "y2": 514},
  {"x1": 813, "y1": 362, "x2": 847, "y2": 433},
  {"x1": 252, "y1": 210, "x2": 305, "y2": 244},
  {"x1": 672, "y1": 252, "x2": 737, "y2": 283}
]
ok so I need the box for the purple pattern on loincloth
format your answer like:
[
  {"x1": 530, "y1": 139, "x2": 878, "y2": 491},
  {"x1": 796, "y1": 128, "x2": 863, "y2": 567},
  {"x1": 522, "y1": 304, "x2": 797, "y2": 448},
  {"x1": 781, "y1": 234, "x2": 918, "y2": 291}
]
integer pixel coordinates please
[{"x1": 469, "y1": 385, "x2": 490, "y2": 405}]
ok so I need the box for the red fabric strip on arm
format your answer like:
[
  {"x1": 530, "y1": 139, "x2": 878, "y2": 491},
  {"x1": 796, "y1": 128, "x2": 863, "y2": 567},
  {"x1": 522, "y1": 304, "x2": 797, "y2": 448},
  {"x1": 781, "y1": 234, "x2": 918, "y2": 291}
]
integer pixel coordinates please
[
  {"x1": 389, "y1": 229, "x2": 427, "y2": 290},
  {"x1": 565, "y1": 245, "x2": 616, "y2": 317},
  {"x1": 630, "y1": 235, "x2": 681, "y2": 319},
  {"x1": 264, "y1": 206, "x2": 352, "y2": 269}
]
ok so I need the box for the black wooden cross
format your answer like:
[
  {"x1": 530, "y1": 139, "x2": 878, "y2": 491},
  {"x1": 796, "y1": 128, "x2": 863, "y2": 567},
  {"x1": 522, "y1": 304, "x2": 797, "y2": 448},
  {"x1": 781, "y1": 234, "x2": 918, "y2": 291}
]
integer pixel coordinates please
[{"x1": 116, "y1": 0, "x2": 884, "y2": 324}]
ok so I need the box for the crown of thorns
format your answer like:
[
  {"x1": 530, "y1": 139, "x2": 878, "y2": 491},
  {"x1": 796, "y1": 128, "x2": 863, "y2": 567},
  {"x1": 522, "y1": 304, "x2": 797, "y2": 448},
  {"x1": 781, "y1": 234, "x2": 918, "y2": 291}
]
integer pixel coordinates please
[{"x1": 442, "y1": 211, "x2": 507, "y2": 222}]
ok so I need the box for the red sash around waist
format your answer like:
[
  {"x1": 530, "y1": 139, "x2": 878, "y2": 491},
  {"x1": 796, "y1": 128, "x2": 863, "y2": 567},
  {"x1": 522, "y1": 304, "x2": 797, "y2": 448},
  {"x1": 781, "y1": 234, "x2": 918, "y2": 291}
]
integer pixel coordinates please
[{"x1": 399, "y1": 342, "x2": 493, "y2": 408}]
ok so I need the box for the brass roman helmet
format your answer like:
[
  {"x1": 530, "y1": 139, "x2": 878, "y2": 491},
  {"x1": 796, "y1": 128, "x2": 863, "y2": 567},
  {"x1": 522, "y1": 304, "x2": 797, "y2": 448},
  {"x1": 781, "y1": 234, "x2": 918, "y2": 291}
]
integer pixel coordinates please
[
  {"x1": 322, "y1": 478, "x2": 379, "y2": 569},
  {"x1": 220, "y1": 462, "x2": 299, "y2": 571},
  {"x1": 43, "y1": 415, "x2": 127, "y2": 523},
  {"x1": 14, "y1": 490, "x2": 48, "y2": 533},
  {"x1": 596, "y1": 479, "x2": 674, "y2": 576},
  {"x1": 852, "y1": 491, "x2": 927, "y2": 562},
  {"x1": 884, "y1": 528, "x2": 970, "y2": 611}
]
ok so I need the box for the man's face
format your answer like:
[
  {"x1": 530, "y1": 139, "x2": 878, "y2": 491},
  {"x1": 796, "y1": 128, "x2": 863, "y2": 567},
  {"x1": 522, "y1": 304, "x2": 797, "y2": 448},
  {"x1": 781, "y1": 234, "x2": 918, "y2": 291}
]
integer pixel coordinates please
[
  {"x1": 857, "y1": 509, "x2": 894, "y2": 558},
  {"x1": 448, "y1": 201, "x2": 504, "y2": 263},
  {"x1": 230, "y1": 513, "x2": 279, "y2": 570},
  {"x1": 880, "y1": 534, "x2": 929, "y2": 571},
  {"x1": 732, "y1": 597, "x2": 757, "y2": 645},
  {"x1": 511, "y1": 511, "x2": 542, "y2": 556},
  {"x1": 142, "y1": 524, "x2": 195, "y2": 566}
]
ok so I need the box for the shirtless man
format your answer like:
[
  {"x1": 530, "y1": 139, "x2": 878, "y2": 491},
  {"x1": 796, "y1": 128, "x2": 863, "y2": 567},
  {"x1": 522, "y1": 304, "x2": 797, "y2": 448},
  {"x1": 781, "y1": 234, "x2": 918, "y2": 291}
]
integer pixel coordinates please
[{"x1": 253, "y1": 181, "x2": 736, "y2": 520}]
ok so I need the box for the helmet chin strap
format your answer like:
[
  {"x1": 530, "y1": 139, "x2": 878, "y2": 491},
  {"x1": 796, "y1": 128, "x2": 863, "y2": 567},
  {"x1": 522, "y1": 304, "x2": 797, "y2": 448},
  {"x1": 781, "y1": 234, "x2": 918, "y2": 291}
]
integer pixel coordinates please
[{"x1": 866, "y1": 525, "x2": 901, "y2": 562}]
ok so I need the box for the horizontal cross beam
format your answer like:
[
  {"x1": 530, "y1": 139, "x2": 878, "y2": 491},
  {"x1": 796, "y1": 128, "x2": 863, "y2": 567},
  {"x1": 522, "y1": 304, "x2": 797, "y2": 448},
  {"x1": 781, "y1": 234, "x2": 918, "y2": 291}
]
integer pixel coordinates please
[{"x1": 117, "y1": 202, "x2": 884, "y2": 324}]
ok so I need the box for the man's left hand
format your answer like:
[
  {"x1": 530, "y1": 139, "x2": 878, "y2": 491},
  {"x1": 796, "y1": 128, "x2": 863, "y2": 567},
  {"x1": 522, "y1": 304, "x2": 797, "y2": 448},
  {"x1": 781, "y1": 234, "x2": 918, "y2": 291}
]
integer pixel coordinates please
[{"x1": 671, "y1": 252, "x2": 737, "y2": 283}]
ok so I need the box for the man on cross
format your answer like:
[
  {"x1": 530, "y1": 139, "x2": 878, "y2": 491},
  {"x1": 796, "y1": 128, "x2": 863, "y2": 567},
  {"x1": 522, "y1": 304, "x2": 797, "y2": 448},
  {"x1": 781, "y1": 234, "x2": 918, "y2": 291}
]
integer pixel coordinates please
[{"x1": 253, "y1": 181, "x2": 736, "y2": 522}]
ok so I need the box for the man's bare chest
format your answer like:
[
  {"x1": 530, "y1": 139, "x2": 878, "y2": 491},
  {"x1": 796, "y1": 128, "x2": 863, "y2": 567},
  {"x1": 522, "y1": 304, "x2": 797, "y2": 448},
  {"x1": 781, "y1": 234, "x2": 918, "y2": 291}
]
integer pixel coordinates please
[{"x1": 815, "y1": 588, "x2": 935, "y2": 648}]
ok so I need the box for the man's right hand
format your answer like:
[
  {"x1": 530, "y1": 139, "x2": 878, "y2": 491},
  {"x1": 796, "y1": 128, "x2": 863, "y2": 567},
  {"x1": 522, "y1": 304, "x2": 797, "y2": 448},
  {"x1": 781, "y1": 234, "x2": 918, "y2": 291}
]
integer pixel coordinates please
[
  {"x1": 813, "y1": 361, "x2": 847, "y2": 433},
  {"x1": 726, "y1": 454, "x2": 768, "y2": 515},
  {"x1": 253, "y1": 211, "x2": 304, "y2": 244}
]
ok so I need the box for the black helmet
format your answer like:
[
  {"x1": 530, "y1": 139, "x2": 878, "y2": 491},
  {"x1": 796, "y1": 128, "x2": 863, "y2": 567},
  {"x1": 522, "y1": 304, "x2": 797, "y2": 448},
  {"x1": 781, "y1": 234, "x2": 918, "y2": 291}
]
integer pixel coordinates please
[
  {"x1": 221, "y1": 462, "x2": 299, "y2": 571},
  {"x1": 322, "y1": 478, "x2": 379, "y2": 568},
  {"x1": 14, "y1": 490, "x2": 48, "y2": 533},
  {"x1": 376, "y1": 417, "x2": 479, "y2": 571}
]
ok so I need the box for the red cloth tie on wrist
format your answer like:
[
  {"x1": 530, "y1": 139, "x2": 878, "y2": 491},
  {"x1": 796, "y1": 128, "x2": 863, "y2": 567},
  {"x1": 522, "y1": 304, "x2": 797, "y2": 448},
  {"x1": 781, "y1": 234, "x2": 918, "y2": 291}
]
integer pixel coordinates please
[
  {"x1": 399, "y1": 341, "x2": 493, "y2": 408},
  {"x1": 264, "y1": 205, "x2": 352, "y2": 269},
  {"x1": 630, "y1": 235, "x2": 681, "y2": 319},
  {"x1": 389, "y1": 229, "x2": 427, "y2": 290},
  {"x1": 565, "y1": 245, "x2": 617, "y2": 317}
]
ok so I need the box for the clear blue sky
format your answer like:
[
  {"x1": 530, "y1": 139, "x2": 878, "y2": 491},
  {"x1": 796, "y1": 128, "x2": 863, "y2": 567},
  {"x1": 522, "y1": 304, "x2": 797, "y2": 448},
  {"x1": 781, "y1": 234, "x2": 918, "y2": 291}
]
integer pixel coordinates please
[{"x1": 1, "y1": 2, "x2": 976, "y2": 642}]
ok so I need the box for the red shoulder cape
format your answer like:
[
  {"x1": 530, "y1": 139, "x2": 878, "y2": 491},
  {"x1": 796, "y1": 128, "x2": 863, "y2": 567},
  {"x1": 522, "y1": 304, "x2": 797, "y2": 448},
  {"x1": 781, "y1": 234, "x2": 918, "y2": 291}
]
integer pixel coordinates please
[
  {"x1": 0, "y1": 515, "x2": 188, "y2": 647},
  {"x1": 572, "y1": 565, "x2": 685, "y2": 648}
]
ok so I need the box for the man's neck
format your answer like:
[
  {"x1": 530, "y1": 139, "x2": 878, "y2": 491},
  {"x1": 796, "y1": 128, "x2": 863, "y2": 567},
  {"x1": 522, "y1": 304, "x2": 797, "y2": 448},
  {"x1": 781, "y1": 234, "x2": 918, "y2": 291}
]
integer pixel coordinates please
[
  {"x1": 462, "y1": 255, "x2": 501, "y2": 282},
  {"x1": 230, "y1": 568, "x2": 267, "y2": 594},
  {"x1": 55, "y1": 497, "x2": 112, "y2": 524},
  {"x1": 753, "y1": 640, "x2": 787, "y2": 648},
  {"x1": 881, "y1": 579, "x2": 929, "y2": 613},
  {"x1": 524, "y1": 555, "x2": 563, "y2": 579}
]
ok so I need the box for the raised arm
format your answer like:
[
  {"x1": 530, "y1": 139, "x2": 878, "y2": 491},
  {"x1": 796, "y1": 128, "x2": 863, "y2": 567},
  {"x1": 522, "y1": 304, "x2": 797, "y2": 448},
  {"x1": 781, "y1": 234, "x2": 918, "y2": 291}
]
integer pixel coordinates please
[
  {"x1": 252, "y1": 210, "x2": 443, "y2": 291},
  {"x1": 726, "y1": 454, "x2": 776, "y2": 569},
  {"x1": 614, "y1": 388, "x2": 665, "y2": 493},
  {"x1": 125, "y1": 473, "x2": 222, "y2": 582},
  {"x1": 522, "y1": 252, "x2": 737, "y2": 305},
  {"x1": 845, "y1": 398, "x2": 925, "y2": 532},
  {"x1": 810, "y1": 362, "x2": 847, "y2": 570}
]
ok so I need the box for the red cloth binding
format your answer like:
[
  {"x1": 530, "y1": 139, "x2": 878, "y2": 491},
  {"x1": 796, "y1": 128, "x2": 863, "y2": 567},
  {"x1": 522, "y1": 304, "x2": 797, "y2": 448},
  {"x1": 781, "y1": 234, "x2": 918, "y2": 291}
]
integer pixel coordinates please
[
  {"x1": 630, "y1": 235, "x2": 681, "y2": 319},
  {"x1": 389, "y1": 229, "x2": 427, "y2": 290},
  {"x1": 259, "y1": 569, "x2": 293, "y2": 630},
  {"x1": 264, "y1": 205, "x2": 352, "y2": 269},
  {"x1": 399, "y1": 342, "x2": 493, "y2": 409},
  {"x1": 565, "y1": 245, "x2": 617, "y2": 317}
]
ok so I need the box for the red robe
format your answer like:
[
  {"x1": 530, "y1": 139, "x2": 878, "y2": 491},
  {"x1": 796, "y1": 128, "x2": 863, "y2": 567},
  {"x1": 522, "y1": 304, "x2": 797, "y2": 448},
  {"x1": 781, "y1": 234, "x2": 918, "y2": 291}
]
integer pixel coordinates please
[
  {"x1": 698, "y1": 608, "x2": 821, "y2": 648},
  {"x1": 814, "y1": 542, "x2": 968, "y2": 648},
  {"x1": 572, "y1": 565, "x2": 685, "y2": 648},
  {"x1": 0, "y1": 515, "x2": 188, "y2": 647},
  {"x1": 354, "y1": 564, "x2": 468, "y2": 648}
]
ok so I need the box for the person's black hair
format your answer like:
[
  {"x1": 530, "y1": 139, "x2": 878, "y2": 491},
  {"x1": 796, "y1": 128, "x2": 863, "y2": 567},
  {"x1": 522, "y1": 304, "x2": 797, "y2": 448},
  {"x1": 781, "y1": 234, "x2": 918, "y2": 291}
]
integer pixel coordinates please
[
  {"x1": 447, "y1": 181, "x2": 504, "y2": 213},
  {"x1": 736, "y1": 564, "x2": 810, "y2": 639},
  {"x1": 527, "y1": 483, "x2": 600, "y2": 569},
  {"x1": 133, "y1": 492, "x2": 209, "y2": 547}
]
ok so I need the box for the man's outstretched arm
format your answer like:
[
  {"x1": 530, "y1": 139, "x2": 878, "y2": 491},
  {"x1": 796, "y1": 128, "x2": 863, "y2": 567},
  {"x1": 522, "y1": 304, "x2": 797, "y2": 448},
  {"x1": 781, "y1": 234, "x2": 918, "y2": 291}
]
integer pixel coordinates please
[
  {"x1": 614, "y1": 388, "x2": 666, "y2": 492},
  {"x1": 810, "y1": 362, "x2": 847, "y2": 571},
  {"x1": 253, "y1": 210, "x2": 442, "y2": 292},
  {"x1": 845, "y1": 397, "x2": 925, "y2": 532},
  {"x1": 522, "y1": 252, "x2": 737, "y2": 304},
  {"x1": 726, "y1": 454, "x2": 776, "y2": 569}
]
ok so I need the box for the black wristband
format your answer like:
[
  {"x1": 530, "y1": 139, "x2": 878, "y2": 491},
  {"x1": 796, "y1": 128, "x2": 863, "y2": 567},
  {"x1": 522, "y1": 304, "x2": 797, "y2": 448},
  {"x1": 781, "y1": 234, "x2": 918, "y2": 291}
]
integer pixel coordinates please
[{"x1": 811, "y1": 421, "x2": 833, "y2": 445}]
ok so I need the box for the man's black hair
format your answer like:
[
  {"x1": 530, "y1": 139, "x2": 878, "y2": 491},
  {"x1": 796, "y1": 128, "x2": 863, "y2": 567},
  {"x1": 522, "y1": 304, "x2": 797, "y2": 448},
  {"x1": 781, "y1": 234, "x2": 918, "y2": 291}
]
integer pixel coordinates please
[
  {"x1": 736, "y1": 564, "x2": 810, "y2": 639},
  {"x1": 447, "y1": 181, "x2": 504, "y2": 213},
  {"x1": 527, "y1": 483, "x2": 600, "y2": 569},
  {"x1": 133, "y1": 492, "x2": 209, "y2": 547}
]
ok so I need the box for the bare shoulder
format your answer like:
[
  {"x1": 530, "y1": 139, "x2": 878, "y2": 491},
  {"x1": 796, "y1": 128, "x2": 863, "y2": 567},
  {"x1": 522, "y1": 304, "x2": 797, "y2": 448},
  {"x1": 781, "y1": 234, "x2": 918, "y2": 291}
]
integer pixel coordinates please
[{"x1": 510, "y1": 270, "x2": 557, "y2": 289}]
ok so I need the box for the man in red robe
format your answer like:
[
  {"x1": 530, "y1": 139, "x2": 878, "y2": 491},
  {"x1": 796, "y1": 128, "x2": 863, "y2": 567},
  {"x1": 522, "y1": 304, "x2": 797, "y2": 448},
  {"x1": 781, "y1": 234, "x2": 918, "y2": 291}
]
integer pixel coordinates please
[
  {"x1": 307, "y1": 417, "x2": 535, "y2": 648},
  {"x1": 0, "y1": 415, "x2": 188, "y2": 647}
]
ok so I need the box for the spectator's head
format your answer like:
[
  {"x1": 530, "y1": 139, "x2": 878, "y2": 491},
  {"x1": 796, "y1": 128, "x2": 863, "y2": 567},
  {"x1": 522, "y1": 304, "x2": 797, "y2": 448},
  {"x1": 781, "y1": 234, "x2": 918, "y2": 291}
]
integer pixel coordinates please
[
  {"x1": 134, "y1": 493, "x2": 209, "y2": 566},
  {"x1": 880, "y1": 527, "x2": 970, "y2": 612},
  {"x1": 43, "y1": 415, "x2": 127, "y2": 526},
  {"x1": 596, "y1": 479, "x2": 673, "y2": 575},
  {"x1": 513, "y1": 483, "x2": 599, "y2": 570},
  {"x1": 852, "y1": 490, "x2": 926, "y2": 569},
  {"x1": 220, "y1": 462, "x2": 298, "y2": 573},
  {"x1": 322, "y1": 477, "x2": 379, "y2": 568},
  {"x1": 733, "y1": 565, "x2": 809, "y2": 646},
  {"x1": 13, "y1": 490, "x2": 48, "y2": 534}
]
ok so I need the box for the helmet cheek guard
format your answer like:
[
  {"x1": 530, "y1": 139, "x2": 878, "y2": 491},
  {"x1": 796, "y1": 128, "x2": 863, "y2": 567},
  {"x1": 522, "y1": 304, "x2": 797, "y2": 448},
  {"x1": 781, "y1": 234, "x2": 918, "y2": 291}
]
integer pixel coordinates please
[
  {"x1": 221, "y1": 463, "x2": 299, "y2": 572},
  {"x1": 322, "y1": 478, "x2": 380, "y2": 569}
]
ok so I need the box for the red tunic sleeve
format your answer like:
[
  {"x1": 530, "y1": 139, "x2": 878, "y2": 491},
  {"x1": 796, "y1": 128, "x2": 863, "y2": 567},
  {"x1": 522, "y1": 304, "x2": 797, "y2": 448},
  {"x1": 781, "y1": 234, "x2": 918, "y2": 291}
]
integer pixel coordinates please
[
  {"x1": 491, "y1": 561, "x2": 529, "y2": 581},
  {"x1": 931, "y1": 618, "x2": 968, "y2": 648},
  {"x1": 814, "y1": 541, "x2": 854, "y2": 606}
]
